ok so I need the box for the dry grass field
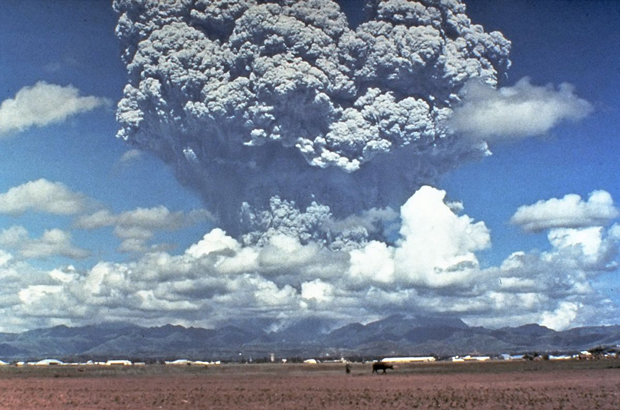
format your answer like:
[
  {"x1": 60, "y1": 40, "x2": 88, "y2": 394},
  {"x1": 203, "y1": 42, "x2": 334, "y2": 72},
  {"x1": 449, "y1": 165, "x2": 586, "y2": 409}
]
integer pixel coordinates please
[{"x1": 0, "y1": 360, "x2": 619, "y2": 409}]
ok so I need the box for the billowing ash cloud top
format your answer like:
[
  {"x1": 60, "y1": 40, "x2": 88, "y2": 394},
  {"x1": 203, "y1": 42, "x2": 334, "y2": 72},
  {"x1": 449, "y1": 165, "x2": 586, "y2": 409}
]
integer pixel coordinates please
[{"x1": 113, "y1": 0, "x2": 510, "y2": 239}]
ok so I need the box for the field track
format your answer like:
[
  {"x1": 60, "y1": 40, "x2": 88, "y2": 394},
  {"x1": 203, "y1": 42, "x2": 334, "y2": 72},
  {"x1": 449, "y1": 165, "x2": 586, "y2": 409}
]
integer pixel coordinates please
[{"x1": 1, "y1": 360, "x2": 619, "y2": 409}]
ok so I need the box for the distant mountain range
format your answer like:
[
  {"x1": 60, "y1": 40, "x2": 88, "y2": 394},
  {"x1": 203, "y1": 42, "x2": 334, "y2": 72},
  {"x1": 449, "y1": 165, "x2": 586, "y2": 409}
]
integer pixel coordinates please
[{"x1": 1, "y1": 315, "x2": 619, "y2": 362}]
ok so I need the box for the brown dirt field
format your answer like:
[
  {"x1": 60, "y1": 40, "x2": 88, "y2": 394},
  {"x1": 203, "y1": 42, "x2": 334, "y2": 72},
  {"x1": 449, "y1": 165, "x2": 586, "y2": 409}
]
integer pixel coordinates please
[{"x1": 0, "y1": 361, "x2": 619, "y2": 409}]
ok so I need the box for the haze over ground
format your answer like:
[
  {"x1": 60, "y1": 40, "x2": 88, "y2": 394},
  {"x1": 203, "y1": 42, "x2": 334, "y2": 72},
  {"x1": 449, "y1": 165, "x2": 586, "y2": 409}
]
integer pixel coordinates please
[{"x1": 0, "y1": 0, "x2": 618, "y2": 333}]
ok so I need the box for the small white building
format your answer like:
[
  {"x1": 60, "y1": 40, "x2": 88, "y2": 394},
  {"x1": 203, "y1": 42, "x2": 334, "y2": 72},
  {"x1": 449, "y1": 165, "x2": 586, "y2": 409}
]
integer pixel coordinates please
[
  {"x1": 549, "y1": 355, "x2": 572, "y2": 360},
  {"x1": 381, "y1": 357, "x2": 436, "y2": 363},
  {"x1": 165, "y1": 359, "x2": 192, "y2": 365},
  {"x1": 192, "y1": 360, "x2": 220, "y2": 366},
  {"x1": 0, "y1": 360, "x2": 9, "y2": 366},
  {"x1": 463, "y1": 355, "x2": 491, "y2": 362},
  {"x1": 451, "y1": 355, "x2": 491, "y2": 362},
  {"x1": 304, "y1": 359, "x2": 318, "y2": 364},
  {"x1": 34, "y1": 359, "x2": 64, "y2": 366},
  {"x1": 105, "y1": 359, "x2": 132, "y2": 366}
]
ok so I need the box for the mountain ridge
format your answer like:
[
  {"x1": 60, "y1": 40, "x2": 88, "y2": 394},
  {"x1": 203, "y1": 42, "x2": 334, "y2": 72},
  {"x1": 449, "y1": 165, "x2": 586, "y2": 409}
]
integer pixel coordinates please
[{"x1": 1, "y1": 317, "x2": 619, "y2": 362}]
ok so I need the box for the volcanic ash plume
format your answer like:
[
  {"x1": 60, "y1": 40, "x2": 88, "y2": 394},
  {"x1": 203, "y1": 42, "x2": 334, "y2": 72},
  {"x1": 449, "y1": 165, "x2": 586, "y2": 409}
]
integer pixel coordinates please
[{"x1": 113, "y1": 0, "x2": 510, "y2": 242}]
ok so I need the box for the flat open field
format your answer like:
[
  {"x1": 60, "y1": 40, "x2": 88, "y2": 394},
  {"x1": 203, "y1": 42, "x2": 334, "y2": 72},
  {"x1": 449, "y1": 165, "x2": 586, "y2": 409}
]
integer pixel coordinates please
[{"x1": 1, "y1": 360, "x2": 619, "y2": 409}]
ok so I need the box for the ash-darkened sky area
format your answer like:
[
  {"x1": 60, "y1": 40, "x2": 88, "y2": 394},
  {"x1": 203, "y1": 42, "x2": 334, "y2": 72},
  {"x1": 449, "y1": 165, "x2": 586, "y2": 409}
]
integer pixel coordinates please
[{"x1": 0, "y1": 0, "x2": 618, "y2": 333}]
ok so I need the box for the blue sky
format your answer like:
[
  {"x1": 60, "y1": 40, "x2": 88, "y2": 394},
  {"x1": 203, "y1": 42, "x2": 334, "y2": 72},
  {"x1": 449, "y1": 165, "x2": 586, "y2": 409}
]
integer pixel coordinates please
[
  {"x1": 0, "y1": 0, "x2": 209, "y2": 266},
  {"x1": 0, "y1": 0, "x2": 618, "y2": 332},
  {"x1": 442, "y1": 0, "x2": 620, "y2": 301},
  {"x1": 444, "y1": 0, "x2": 620, "y2": 259}
]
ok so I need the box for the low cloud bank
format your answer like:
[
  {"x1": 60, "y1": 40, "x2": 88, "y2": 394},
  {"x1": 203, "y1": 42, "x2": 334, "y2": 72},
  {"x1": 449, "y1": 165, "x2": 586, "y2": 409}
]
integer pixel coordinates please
[{"x1": 1, "y1": 186, "x2": 617, "y2": 333}]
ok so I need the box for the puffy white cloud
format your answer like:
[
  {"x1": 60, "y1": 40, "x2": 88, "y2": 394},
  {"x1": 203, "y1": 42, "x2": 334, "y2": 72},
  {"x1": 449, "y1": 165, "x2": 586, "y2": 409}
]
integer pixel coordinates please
[
  {"x1": 511, "y1": 190, "x2": 618, "y2": 232},
  {"x1": 49, "y1": 266, "x2": 79, "y2": 284},
  {"x1": 548, "y1": 227, "x2": 604, "y2": 257},
  {"x1": 480, "y1": 222, "x2": 620, "y2": 330},
  {"x1": 0, "y1": 256, "x2": 87, "y2": 330},
  {"x1": 301, "y1": 279, "x2": 334, "y2": 303},
  {"x1": 0, "y1": 226, "x2": 90, "y2": 260},
  {"x1": 76, "y1": 206, "x2": 212, "y2": 253},
  {"x1": 540, "y1": 301, "x2": 581, "y2": 331},
  {"x1": 73, "y1": 209, "x2": 116, "y2": 229},
  {"x1": 0, "y1": 82, "x2": 110, "y2": 136},
  {"x1": 393, "y1": 186, "x2": 490, "y2": 287},
  {"x1": 186, "y1": 228, "x2": 242, "y2": 259},
  {"x1": 547, "y1": 226, "x2": 619, "y2": 271},
  {"x1": 449, "y1": 77, "x2": 592, "y2": 141},
  {"x1": 19, "y1": 285, "x2": 64, "y2": 306},
  {"x1": 116, "y1": 237, "x2": 151, "y2": 254},
  {"x1": 0, "y1": 179, "x2": 92, "y2": 216},
  {"x1": 0, "y1": 225, "x2": 29, "y2": 247},
  {"x1": 0, "y1": 249, "x2": 13, "y2": 267},
  {"x1": 348, "y1": 241, "x2": 395, "y2": 286}
]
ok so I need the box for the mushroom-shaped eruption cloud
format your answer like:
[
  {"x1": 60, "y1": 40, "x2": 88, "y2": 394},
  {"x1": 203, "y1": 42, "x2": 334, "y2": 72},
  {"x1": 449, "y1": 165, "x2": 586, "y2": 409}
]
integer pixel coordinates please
[{"x1": 114, "y1": 0, "x2": 510, "y2": 243}]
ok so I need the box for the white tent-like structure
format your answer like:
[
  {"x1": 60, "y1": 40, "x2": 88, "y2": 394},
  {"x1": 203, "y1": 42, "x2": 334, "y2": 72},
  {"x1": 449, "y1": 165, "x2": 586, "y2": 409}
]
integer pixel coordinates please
[{"x1": 34, "y1": 359, "x2": 64, "y2": 366}]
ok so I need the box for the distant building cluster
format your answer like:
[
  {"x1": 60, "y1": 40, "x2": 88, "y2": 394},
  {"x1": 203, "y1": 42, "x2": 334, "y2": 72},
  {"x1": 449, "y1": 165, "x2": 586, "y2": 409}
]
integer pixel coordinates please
[
  {"x1": 302, "y1": 350, "x2": 619, "y2": 365},
  {"x1": 1, "y1": 348, "x2": 618, "y2": 368}
]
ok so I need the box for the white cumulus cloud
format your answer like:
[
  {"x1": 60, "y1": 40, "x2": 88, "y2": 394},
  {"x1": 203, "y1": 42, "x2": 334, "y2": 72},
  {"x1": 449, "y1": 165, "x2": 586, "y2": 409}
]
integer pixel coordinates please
[
  {"x1": 540, "y1": 301, "x2": 581, "y2": 331},
  {"x1": 393, "y1": 186, "x2": 490, "y2": 287},
  {"x1": 449, "y1": 77, "x2": 592, "y2": 141},
  {"x1": 0, "y1": 179, "x2": 92, "y2": 215},
  {"x1": 0, "y1": 226, "x2": 90, "y2": 260},
  {"x1": 511, "y1": 190, "x2": 618, "y2": 232},
  {"x1": 76, "y1": 206, "x2": 213, "y2": 253},
  {"x1": 0, "y1": 186, "x2": 618, "y2": 332},
  {"x1": 0, "y1": 82, "x2": 110, "y2": 136}
]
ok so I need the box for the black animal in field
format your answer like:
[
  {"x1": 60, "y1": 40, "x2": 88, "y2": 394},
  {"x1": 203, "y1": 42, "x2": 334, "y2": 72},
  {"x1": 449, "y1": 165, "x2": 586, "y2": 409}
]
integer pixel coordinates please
[{"x1": 372, "y1": 362, "x2": 394, "y2": 374}]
